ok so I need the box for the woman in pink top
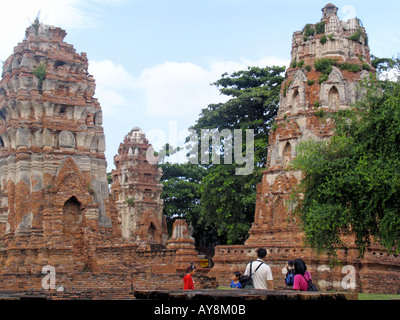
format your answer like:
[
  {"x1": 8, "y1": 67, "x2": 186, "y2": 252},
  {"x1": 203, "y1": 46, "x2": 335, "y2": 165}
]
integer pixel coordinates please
[{"x1": 292, "y1": 258, "x2": 312, "y2": 291}]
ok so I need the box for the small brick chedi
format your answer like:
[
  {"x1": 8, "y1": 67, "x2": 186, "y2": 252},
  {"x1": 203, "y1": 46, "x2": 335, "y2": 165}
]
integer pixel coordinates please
[
  {"x1": 210, "y1": 4, "x2": 400, "y2": 294},
  {"x1": 111, "y1": 127, "x2": 168, "y2": 247}
]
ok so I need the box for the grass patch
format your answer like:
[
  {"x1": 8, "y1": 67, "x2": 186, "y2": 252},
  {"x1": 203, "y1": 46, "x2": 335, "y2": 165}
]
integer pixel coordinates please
[{"x1": 358, "y1": 293, "x2": 399, "y2": 300}]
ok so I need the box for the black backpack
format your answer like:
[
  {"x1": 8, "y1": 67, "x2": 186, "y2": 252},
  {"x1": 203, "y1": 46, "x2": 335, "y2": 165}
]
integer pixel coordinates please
[
  {"x1": 240, "y1": 261, "x2": 264, "y2": 289},
  {"x1": 302, "y1": 274, "x2": 318, "y2": 292}
]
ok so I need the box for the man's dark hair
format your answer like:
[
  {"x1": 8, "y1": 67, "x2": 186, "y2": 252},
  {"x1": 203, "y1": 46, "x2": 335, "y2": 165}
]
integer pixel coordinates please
[{"x1": 256, "y1": 248, "x2": 267, "y2": 259}]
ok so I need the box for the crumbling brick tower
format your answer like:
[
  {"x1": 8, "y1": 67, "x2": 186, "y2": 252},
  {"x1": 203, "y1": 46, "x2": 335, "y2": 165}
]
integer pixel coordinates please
[
  {"x1": 210, "y1": 4, "x2": 400, "y2": 294},
  {"x1": 246, "y1": 3, "x2": 372, "y2": 245},
  {"x1": 0, "y1": 22, "x2": 121, "y2": 274},
  {"x1": 111, "y1": 127, "x2": 168, "y2": 247}
]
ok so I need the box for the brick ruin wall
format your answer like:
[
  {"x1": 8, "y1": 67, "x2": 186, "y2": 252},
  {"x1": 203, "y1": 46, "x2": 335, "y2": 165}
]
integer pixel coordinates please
[{"x1": 0, "y1": 246, "x2": 216, "y2": 300}]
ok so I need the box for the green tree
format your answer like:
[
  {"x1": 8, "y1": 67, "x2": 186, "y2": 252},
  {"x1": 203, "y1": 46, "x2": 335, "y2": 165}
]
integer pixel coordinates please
[
  {"x1": 159, "y1": 161, "x2": 220, "y2": 256},
  {"x1": 190, "y1": 65, "x2": 285, "y2": 244},
  {"x1": 199, "y1": 164, "x2": 260, "y2": 244},
  {"x1": 292, "y1": 61, "x2": 400, "y2": 258},
  {"x1": 191, "y1": 66, "x2": 285, "y2": 167},
  {"x1": 160, "y1": 162, "x2": 205, "y2": 230}
]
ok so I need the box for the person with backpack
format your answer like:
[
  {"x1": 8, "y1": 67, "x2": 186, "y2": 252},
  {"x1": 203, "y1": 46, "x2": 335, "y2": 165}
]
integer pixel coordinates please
[
  {"x1": 243, "y1": 248, "x2": 274, "y2": 290},
  {"x1": 292, "y1": 258, "x2": 318, "y2": 291},
  {"x1": 282, "y1": 260, "x2": 295, "y2": 287}
]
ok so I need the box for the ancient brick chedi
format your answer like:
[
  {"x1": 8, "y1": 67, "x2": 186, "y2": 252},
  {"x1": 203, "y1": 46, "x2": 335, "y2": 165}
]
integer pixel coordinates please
[
  {"x1": 247, "y1": 2, "x2": 371, "y2": 245},
  {"x1": 0, "y1": 23, "x2": 121, "y2": 273},
  {"x1": 111, "y1": 127, "x2": 168, "y2": 246},
  {"x1": 210, "y1": 4, "x2": 400, "y2": 294}
]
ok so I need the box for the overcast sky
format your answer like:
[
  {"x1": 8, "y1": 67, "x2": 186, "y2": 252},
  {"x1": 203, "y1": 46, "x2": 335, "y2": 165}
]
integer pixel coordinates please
[{"x1": 1, "y1": 0, "x2": 399, "y2": 170}]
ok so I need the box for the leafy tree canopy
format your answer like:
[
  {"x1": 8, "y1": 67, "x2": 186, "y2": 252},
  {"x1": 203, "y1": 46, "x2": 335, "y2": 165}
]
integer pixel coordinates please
[
  {"x1": 160, "y1": 162, "x2": 205, "y2": 235},
  {"x1": 190, "y1": 66, "x2": 285, "y2": 168},
  {"x1": 189, "y1": 65, "x2": 285, "y2": 245},
  {"x1": 159, "y1": 65, "x2": 285, "y2": 251}
]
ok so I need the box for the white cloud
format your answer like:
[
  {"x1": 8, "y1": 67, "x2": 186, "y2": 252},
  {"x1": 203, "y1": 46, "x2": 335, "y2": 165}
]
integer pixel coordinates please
[
  {"x1": 89, "y1": 60, "x2": 135, "y2": 89},
  {"x1": 0, "y1": 0, "x2": 97, "y2": 61},
  {"x1": 84, "y1": 55, "x2": 290, "y2": 120},
  {"x1": 0, "y1": 0, "x2": 129, "y2": 61},
  {"x1": 134, "y1": 57, "x2": 290, "y2": 118},
  {"x1": 88, "y1": 59, "x2": 135, "y2": 115},
  {"x1": 134, "y1": 61, "x2": 225, "y2": 118},
  {"x1": 87, "y1": 56, "x2": 290, "y2": 118}
]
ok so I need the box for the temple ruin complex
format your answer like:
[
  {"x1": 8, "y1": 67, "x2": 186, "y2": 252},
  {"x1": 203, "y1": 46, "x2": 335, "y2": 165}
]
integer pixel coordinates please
[{"x1": 0, "y1": 4, "x2": 398, "y2": 298}]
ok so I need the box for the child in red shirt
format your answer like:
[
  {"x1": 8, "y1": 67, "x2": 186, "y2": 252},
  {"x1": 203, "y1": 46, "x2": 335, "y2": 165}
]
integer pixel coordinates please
[{"x1": 183, "y1": 264, "x2": 196, "y2": 290}]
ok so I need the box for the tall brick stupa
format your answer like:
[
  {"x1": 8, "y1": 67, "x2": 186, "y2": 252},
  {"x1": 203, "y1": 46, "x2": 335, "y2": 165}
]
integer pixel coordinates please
[
  {"x1": 246, "y1": 2, "x2": 372, "y2": 245},
  {"x1": 0, "y1": 22, "x2": 122, "y2": 273},
  {"x1": 209, "y1": 4, "x2": 400, "y2": 294}
]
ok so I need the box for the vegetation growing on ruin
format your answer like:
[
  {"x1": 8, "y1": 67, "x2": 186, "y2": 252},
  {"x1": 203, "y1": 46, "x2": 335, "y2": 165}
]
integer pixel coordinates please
[
  {"x1": 303, "y1": 24, "x2": 315, "y2": 37},
  {"x1": 315, "y1": 21, "x2": 326, "y2": 34},
  {"x1": 314, "y1": 58, "x2": 336, "y2": 75},
  {"x1": 314, "y1": 58, "x2": 369, "y2": 83},
  {"x1": 32, "y1": 16, "x2": 40, "y2": 36},
  {"x1": 302, "y1": 21, "x2": 325, "y2": 38},
  {"x1": 349, "y1": 28, "x2": 369, "y2": 45},
  {"x1": 320, "y1": 35, "x2": 328, "y2": 45},
  {"x1": 125, "y1": 198, "x2": 135, "y2": 206},
  {"x1": 339, "y1": 62, "x2": 362, "y2": 73},
  {"x1": 33, "y1": 61, "x2": 46, "y2": 89}
]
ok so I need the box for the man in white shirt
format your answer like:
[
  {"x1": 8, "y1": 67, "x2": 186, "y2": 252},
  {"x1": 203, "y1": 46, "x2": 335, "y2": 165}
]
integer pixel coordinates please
[{"x1": 244, "y1": 248, "x2": 274, "y2": 290}]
